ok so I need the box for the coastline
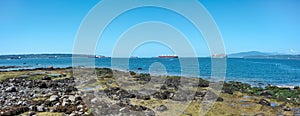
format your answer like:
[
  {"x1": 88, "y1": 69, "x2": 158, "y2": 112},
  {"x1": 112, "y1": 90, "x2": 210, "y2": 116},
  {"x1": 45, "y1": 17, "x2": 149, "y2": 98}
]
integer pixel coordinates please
[
  {"x1": 1, "y1": 57, "x2": 300, "y2": 87},
  {"x1": 1, "y1": 65, "x2": 299, "y2": 88},
  {"x1": 0, "y1": 67, "x2": 300, "y2": 115}
]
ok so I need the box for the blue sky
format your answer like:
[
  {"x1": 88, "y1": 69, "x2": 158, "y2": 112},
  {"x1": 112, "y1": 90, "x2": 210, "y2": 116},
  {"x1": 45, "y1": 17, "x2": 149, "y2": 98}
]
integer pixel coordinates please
[{"x1": 0, "y1": 0, "x2": 299, "y2": 56}]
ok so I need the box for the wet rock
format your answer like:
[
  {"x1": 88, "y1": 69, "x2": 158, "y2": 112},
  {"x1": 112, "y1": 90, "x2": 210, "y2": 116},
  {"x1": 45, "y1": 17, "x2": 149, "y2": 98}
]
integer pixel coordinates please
[
  {"x1": 198, "y1": 79, "x2": 209, "y2": 87},
  {"x1": 136, "y1": 95, "x2": 151, "y2": 100},
  {"x1": 130, "y1": 105, "x2": 148, "y2": 111},
  {"x1": 129, "y1": 71, "x2": 136, "y2": 75},
  {"x1": 65, "y1": 87, "x2": 77, "y2": 93},
  {"x1": 259, "y1": 99, "x2": 270, "y2": 106},
  {"x1": 217, "y1": 97, "x2": 224, "y2": 102},
  {"x1": 5, "y1": 86, "x2": 17, "y2": 92},
  {"x1": 260, "y1": 91, "x2": 272, "y2": 97},
  {"x1": 153, "y1": 91, "x2": 173, "y2": 100},
  {"x1": 39, "y1": 82, "x2": 48, "y2": 88},
  {"x1": 195, "y1": 90, "x2": 207, "y2": 97},
  {"x1": 156, "y1": 105, "x2": 168, "y2": 112}
]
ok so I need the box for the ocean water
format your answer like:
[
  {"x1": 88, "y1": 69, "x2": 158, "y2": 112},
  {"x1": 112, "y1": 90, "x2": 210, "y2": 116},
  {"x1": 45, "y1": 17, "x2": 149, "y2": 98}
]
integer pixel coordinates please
[{"x1": 0, "y1": 57, "x2": 300, "y2": 87}]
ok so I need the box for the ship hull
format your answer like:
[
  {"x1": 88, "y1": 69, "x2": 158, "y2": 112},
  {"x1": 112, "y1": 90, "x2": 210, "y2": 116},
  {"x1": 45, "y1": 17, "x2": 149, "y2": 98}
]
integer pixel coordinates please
[{"x1": 158, "y1": 56, "x2": 178, "y2": 58}]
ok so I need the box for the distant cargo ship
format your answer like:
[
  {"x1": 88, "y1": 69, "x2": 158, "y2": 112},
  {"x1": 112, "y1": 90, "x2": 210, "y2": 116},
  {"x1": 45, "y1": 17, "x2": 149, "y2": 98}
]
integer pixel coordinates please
[
  {"x1": 10, "y1": 56, "x2": 22, "y2": 60},
  {"x1": 87, "y1": 55, "x2": 107, "y2": 58},
  {"x1": 212, "y1": 54, "x2": 227, "y2": 58},
  {"x1": 158, "y1": 55, "x2": 178, "y2": 58}
]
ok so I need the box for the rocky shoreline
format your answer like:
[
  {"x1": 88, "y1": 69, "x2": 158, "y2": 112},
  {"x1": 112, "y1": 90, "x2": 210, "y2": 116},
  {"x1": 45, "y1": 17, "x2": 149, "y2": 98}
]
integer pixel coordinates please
[
  {"x1": 0, "y1": 75, "x2": 92, "y2": 116},
  {"x1": 0, "y1": 67, "x2": 300, "y2": 115}
]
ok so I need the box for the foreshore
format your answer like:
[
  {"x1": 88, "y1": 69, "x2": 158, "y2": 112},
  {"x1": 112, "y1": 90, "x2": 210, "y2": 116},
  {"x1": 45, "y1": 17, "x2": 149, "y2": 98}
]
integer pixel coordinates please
[{"x1": 0, "y1": 67, "x2": 300, "y2": 115}]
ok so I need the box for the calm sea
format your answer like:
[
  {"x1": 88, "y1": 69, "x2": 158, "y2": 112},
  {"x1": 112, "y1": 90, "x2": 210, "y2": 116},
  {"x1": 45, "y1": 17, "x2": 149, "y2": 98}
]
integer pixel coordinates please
[{"x1": 0, "y1": 58, "x2": 299, "y2": 87}]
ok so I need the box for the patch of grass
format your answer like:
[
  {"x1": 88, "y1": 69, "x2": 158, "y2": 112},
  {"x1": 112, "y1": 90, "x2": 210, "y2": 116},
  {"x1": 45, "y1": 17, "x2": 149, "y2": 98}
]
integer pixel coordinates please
[
  {"x1": 87, "y1": 108, "x2": 93, "y2": 115},
  {"x1": 25, "y1": 74, "x2": 46, "y2": 80},
  {"x1": 166, "y1": 76, "x2": 181, "y2": 79},
  {"x1": 36, "y1": 112, "x2": 63, "y2": 116},
  {"x1": 32, "y1": 97, "x2": 48, "y2": 101},
  {"x1": 0, "y1": 72, "x2": 25, "y2": 82},
  {"x1": 21, "y1": 112, "x2": 63, "y2": 116},
  {"x1": 130, "y1": 98, "x2": 167, "y2": 109}
]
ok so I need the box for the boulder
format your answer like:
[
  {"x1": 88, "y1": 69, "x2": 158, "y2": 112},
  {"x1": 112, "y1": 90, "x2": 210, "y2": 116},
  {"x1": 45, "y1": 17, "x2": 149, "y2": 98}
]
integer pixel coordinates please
[
  {"x1": 42, "y1": 76, "x2": 51, "y2": 80},
  {"x1": 49, "y1": 95, "x2": 59, "y2": 102},
  {"x1": 5, "y1": 86, "x2": 17, "y2": 92},
  {"x1": 217, "y1": 97, "x2": 224, "y2": 102},
  {"x1": 130, "y1": 105, "x2": 148, "y2": 111},
  {"x1": 258, "y1": 99, "x2": 270, "y2": 106},
  {"x1": 283, "y1": 106, "x2": 291, "y2": 111},
  {"x1": 37, "y1": 105, "x2": 45, "y2": 112},
  {"x1": 136, "y1": 95, "x2": 151, "y2": 100},
  {"x1": 62, "y1": 101, "x2": 70, "y2": 106},
  {"x1": 39, "y1": 82, "x2": 48, "y2": 88},
  {"x1": 172, "y1": 93, "x2": 187, "y2": 101},
  {"x1": 195, "y1": 90, "x2": 207, "y2": 97},
  {"x1": 156, "y1": 105, "x2": 168, "y2": 112},
  {"x1": 68, "y1": 95, "x2": 76, "y2": 102}
]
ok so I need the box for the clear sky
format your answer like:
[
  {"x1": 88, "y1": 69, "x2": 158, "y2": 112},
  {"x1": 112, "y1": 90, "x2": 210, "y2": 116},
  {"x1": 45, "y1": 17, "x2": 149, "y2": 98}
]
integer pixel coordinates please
[{"x1": 0, "y1": 0, "x2": 299, "y2": 56}]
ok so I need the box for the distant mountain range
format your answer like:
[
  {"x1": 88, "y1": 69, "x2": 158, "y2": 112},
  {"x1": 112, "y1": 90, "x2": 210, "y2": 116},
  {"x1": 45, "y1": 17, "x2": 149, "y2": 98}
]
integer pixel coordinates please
[
  {"x1": 228, "y1": 51, "x2": 275, "y2": 58},
  {"x1": 228, "y1": 51, "x2": 300, "y2": 59},
  {"x1": 0, "y1": 54, "x2": 103, "y2": 59},
  {"x1": 0, "y1": 54, "x2": 73, "y2": 59}
]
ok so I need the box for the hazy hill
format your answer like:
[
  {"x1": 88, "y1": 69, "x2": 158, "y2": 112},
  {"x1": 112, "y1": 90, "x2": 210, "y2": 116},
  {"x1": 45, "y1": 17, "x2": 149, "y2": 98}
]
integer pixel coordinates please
[{"x1": 228, "y1": 51, "x2": 275, "y2": 58}]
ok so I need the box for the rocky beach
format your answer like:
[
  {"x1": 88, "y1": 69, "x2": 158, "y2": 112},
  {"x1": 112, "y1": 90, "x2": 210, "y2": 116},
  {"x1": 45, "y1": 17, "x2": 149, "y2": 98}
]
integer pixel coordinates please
[{"x1": 0, "y1": 67, "x2": 300, "y2": 116}]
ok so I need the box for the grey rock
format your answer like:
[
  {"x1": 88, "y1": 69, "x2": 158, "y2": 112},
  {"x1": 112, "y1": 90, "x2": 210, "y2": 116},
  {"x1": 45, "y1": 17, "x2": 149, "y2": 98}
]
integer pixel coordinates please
[
  {"x1": 49, "y1": 95, "x2": 59, "y2": 102},
  {"x1": 156, "y1": 105, "x2": 168, "y2": 112},
  {"x1": 37, "y1": 105, "x2": 45, "y2": 112},
  {"x1": 259, "y1": 99, "x2": 270, "y2": 106},
  {"x1": 77, "y1": 105, "x2": 84, "y2": 109},
  {"x1": 28, "y1": 111, "x2": 36, "y2": 116},
  {"x1": 68, "y1": 95, "x2": 76, "y2": 102},
  {"x1": 62, "y1": 101, "x2": 70, "y2": 106},
  {"x1": 69, "y1": 113, "x2": 76, "y2": 116},
  {"x1": 283, "y1": 106, "x2": 291, "y2": 111},
  {"x1": 5, "y1": 86, "x2": 17, "y2": 92}
]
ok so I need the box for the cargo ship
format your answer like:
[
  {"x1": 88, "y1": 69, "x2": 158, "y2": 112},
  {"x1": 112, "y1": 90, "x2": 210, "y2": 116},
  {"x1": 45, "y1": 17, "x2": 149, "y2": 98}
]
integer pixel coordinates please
[
  {"x1": 211, "y1": 54, "x2": 227, "y2": 58},
  {"x1": 158, "y1": 55, "x2": 178, "y2": 58}
]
